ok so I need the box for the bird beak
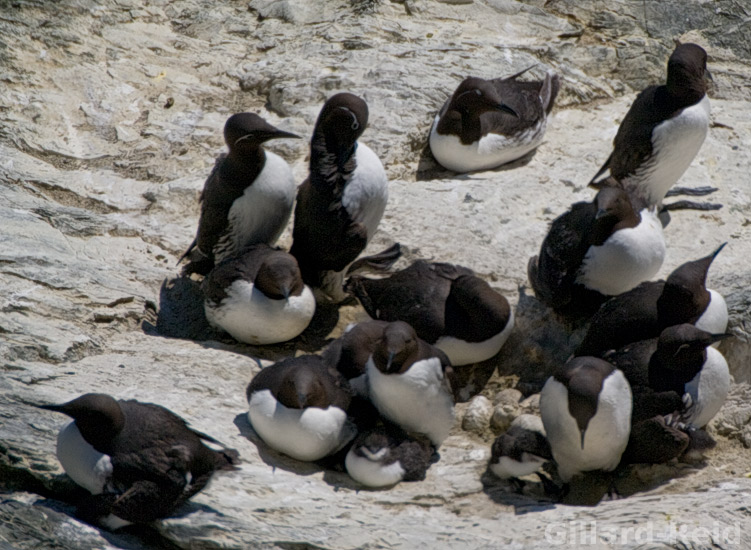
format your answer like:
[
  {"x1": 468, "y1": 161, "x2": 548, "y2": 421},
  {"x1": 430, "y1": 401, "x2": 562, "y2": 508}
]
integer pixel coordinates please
[
  {"x1": 595, "y1": 208, "x2": 608, "y2": 220},
  {"x1": 496, "y1": 103, "x2": 518, "y2": 118},
  {"x1": 281, "y1": 285, "x2": 291, "y2": 303},
  {"x1": 386, "y1": 351, "x2": 396, "y2": 372},
  {"x1": 580, "y1": 429, "x2": 586, "y2": 450},
  {"x1": 704, "y1": 67, "x2": 714, "y2": 83},
  {"x1": 37, "y1": 403, "x2": 64, "y2": 413},
  {"x1": 272, "y1": 129, "x2": 301, "y2": 140},
  {"x1": 710, "y1": 332, "x2": 732, "y2": 345}
]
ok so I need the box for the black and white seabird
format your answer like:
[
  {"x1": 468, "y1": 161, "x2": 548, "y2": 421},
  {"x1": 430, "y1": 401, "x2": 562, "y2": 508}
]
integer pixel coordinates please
[
  {"x1": 202, "y1": 244, "x2": 315, "y2": 345},
  {"x1": 589, "y1": 44, "x2": 712, "y2": 206},
  {"x1": 575, "y1": 243, "x2": 728, "y2": 357},
  {"x1": 246, "y1": 354, "x2": 356, "y2": 462},
  {"x1": 366, "y1": 321, "x2": 456, "y2": 447},
  {"x1": 489, "y1": 414, "x2": 553, "y2": 487},
  {"x1": 290, "y1": 93, "x2": 391, "y2": 303},
  {"x1": 180, "y1": 113, "x2": 300, "y2": 275},
  {"x1": 322, "y1": 320, "x2": 389, "y2": 396},
  {"x1": 540, "y1": 356, "x2": 632, "y2": 482},
  {"x1": 528, "y1": 186, "x2": 665, "y2": 315},
  {"x1": 39, "y1": 393, "x2": 238, "y2": 529},
  {"x1": 347, "y1": 261, "x2": 514, "y2": 366},
  {"x1": 429, "y1": 68, "x2": 558, "y2": 172},
  {"x1": 345, "y1": 425, "x2": 433, "y2": 488}
]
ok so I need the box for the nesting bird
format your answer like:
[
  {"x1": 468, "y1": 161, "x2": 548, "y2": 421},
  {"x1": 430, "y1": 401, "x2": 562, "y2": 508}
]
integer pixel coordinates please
[
  {"x1": 429, "y1": 68, "x2": 559, "y2": 172},
  {"x1": 322, "y1": 320, "x2": 390, "y2": 396},
  {"x1": 347, "y1": 261, "x2": 514, "y2": 366},
  {"x1": 181, "y1": 113, "x2": 299, "y2": 275},
  {"x1": 528, "y1": 187, "x2": 665, "y2": 315},
  {"x1": 589, "y1": 43, "x2": 712, "y2": 206},
  {"x1": 246, "y1": 355, "x2": 356, "y2": 462},
  {"x1": 290, "y1": 93, "x2": 391, "y2": 303},
  {"x1": 489, "y1": 414, "x2": 552, "y2": 489},
  {"x1": 39, "y1": 393, "x2": 238, "y2": 529},
  {"x1": 366, "y1": 321, "x2": 456, "y2": 447},
  {"x1": 202, "y1": 244, "x2": 315, "y2": 345},
  {"x1": 540, "y1": 357, "x2": 632, "y2": 482}
]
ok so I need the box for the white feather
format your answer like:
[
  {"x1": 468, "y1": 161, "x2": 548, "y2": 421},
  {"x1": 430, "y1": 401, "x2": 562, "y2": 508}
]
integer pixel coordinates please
[
  {"x1": 490, "y1": 454, "x2": 547, "y2": 480},
  {"x1": 682, "y1": 347, "x2": 730, "y2": 428},
  {"x1": 694, "y1": 289, "x2": 728, "y2": 338},
  {"x1": 576, "y1": 208, "x2": 666, "y2": 296},
  {"x1": 435, "y1": 308, "x2": 514, "y2": 366},
  {"x1": 366, "y1": 357, "x2": 455, "y2": 447},
  {"x1": 205, "y1": 280, "x2": 315, "y2": 345},
  {"x1": 345, "y1": 447, "x2": 406, "y2": 488},
  {"x1": 56, "y1": 421, "x2": 113, "y2": 495},
  {"x1": 247, "y1": 389, "x2": 355, "y2": 462},
  {"x1": 540, "y1": 370, "x2": 632, "y2": 482}
]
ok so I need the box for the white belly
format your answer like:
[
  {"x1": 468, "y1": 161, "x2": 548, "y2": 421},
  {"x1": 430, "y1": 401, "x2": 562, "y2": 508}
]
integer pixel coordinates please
[
  {"x1": 345, "y1": 447, "x2": 406, "y2": 488},
  {"x1": 694, "y1": 289, "x2": 728, "y2": 338},
  {"x1": 435, "y1": 308, "x2": 514, "y2": 366},
  {"x1": 540, "y1": 371, "x2": 632, "y2": 482},
  {"x1": 626, "y1": 96, "x2": 710, "y2": 205},
  {"x1": 56, "y1": 421, "x2": 113, "y2": 495},
  {"x1": 490, "y1": 454, "x2": 547, "y2": 480},
  {"x1": 682, "y1": 347, "x2": 730, "y2": 428},
  {"x1": 204, "y1": 280, "x2": 315, "y2": 345},
  {"x1": 342, "y1": 143, "x2": 389, "y2": 241},
  {"x1": 576, "y1": 208, "x2": 665, "y2": 296},
  {"x1": 366, "y1": 357, "x2": 455, "y2": 447},
  {"x1": 429, "y1": 115, "x2": 546, "y2": 173},
  {"x1": 247, "y1": 389, "x2": 355, "y2": 462},
  {"x1": 215, "y1": 151, "x2": 296, "y2": 261}
]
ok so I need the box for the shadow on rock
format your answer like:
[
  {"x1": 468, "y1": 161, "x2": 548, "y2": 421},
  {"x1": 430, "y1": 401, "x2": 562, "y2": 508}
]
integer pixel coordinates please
[
  {"x1": 144, "y1": 276, "x2": 214, "y2": 341},
  {"x1": 480, "y1": 469, "x2": 557, "y2": 514}
]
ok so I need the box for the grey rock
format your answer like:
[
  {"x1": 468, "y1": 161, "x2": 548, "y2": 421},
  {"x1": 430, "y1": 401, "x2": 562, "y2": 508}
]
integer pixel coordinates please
[{"x1": 462, "y1": 395, "x2": 493, "y2": 433}]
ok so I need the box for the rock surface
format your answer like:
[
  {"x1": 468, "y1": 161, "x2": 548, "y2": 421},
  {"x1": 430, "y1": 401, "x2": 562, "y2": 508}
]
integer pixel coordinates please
[{"x1": 1, "y1": 0, "x2": 751, "y2": 548}]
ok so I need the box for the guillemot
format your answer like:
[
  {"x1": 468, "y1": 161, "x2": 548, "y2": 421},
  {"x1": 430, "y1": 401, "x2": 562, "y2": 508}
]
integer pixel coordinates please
[{"x1": 181, "y1": 113, "x2": 299, "y2": 275}]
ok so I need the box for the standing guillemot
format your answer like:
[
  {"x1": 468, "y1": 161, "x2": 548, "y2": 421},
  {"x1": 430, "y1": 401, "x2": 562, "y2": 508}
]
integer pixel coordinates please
[
  {"x1": 489, "y1": 414, "x2": 553, "y2": 491},
  {"x1": 345, "y1": 425, "x2": 434, "y2": 488},
  {"x1": 39, "y1": 393, "x2": 238, "y2": 529},
  {"x1": 202, "y1": 244, "x2": 315, "y2": 345},
  {"x1": 528, "y1": 186, "x2": 665, "y2": 316},
  {"x1": 589, "y1": 44, "x2": 712, "y2": 207},
  {"x1": 246, "y1": 354, "x2": 356, "y2": 462},
  {"x1": 289, "y1": 93, "x2": 391, "y2": 303},
  {"x1": 180, "y1": 113, "x2": 299, "y2": 276},
  {"x1": 346, "y1": 261, "x2": 514, "y2": 366},
  {"x1": 429, "y1": 68, "x2": 558, "y2": 173},
  {"x1": 540, "y1": 356, "x2": 632, "y2": 482},
  {"x1": 366, "y1": 321, "x2": 456, "y2": 447},
  {"x1": 575, "y1": 243, "x2": 727, "y2": 357}
]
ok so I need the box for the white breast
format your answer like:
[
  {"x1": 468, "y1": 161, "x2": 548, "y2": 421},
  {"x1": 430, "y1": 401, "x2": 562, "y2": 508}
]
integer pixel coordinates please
[
  {"x1": 429, "y1": 115, "x2": 547, "y2": 173},
  {"x1": 576, "y1": 208, "x2": 666, "y2": 296},
  {"x1": 204, "y1": 280, "x2": 315, "y2": 345},
  {"x1": 215, "y1": 151, "x2": 296, "y2": 262},
  {"x1": 682, "y1": 347, "x2": 730, "y2": 428},
  {"x1": 366, "y1": 357, "x2": 455, "y2": 447},
  {"x1": 626, "y1": 96, "x2": 710, "y2": 205},
  {"x1": 490, "y1": 454, "x2": 547, "y2": 480},
  {"x1": 341, "y1": 143, "x2": 389, "y2": 241},
  {"x1": 435, "y1": 308, "x2": 514, "y2": 366},
  {"x1": 247, "y1": 389, "x2": 355, "y2": 462},
  {"x1": 694, "y1": 289, "x2": 728, "y2": 337},
  {"x1": 55, "y1": 421, "x2": 113, "y2": 495},
  {"x1": 345, "y1": 447, "x2": 406, "y2": 488},
  {"x1": 540, "y1": 371, "x2": 632, "y2": 482}
]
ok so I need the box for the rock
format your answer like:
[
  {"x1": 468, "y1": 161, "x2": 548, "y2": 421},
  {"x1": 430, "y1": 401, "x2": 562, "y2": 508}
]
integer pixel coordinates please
[
  {"x1": 462, "y1": 395, "x2": 493, "y2": 433},
  {"x1": 493, "y1": 388, "x2": 523, "y2": 407},
  {"x1": 711, "y1": 383, "x2": 751, "y2": 447}
]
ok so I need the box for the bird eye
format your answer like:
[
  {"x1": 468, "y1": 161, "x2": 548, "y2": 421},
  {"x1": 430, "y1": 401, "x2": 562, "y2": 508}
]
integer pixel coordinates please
[{"x1": 475, "y1": 90, "x2": 482, "y2": 96}]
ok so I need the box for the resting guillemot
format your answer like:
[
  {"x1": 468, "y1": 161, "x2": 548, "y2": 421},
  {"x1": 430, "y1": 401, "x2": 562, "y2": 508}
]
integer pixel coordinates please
[
  {"x1": 181, "y1": 113, "x2": 300, "y2": 275},
  {"x1": 347, "y1": 260, "x2": 514, "y2": 366},
  {"x1": 322, "y1": 320, "x2": 389, "y2": 396},
  {"x1": 366, "y1": 321, "x2": 456, "y2": 447},
  {"x1": 429, "y1": 68, "x2": 558, "y2": 172},
  {"x1": 540, "y1": 356, "x2": 632, "y2": 482},
  {"x1": 528, "y1": 186, "x2": 665, "y2": 316},
  {"x1": 489, "y1": 414, "x2": 553, "y2": 491},
  {"x1": 202, "y1": 244, "x2": 315, "y2": 345},
  {"x1": 589, "y1": 43, "x2": 713, "y2": 207},
  {"x1": 290, "y1": 93, "x2": 392, "y2": 303},
  {"x1": 39, "y1": 393, "x2": 238, "y2": 529},
  {"x1": 246, "y1": 354, "x2": 356, "y2": 462}
]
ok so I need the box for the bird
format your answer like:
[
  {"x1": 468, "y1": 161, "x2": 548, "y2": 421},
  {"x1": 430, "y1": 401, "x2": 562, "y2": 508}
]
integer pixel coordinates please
[
  {"x1": 289, "y1": 92, "x2": 392, "y2": 303},
  {"x1": 575, "y1": 243, "x2": 727, "y2": 357},
  {"x1": 365, "y1": 321, "x2": 456, "y2": 447},
  {"x1": 429, "y1": 67, "x2": 558, "y2": 172},
  {"x1": 39, "y1": 393, "x2": 238, "y2": 529},
  {"x1": 246, "y1": 354, "x2": 356, "y2": 462},
  {"x1": 345, "y1": 425, "x2": 434, "y2": 488},
  {"x1": 528, "y1": 186, "x2": 665, "y2": 316},
  {"x1": 489, "y1": 414, "x2": 553, "y2": 491},
  {"x1": 589, "y1": 43, "x2": 712, "y2": 207},
  {"x1": 540, "y1": 356, "x2": 632, "y2": 482},
  {"x1": 180, "y1": 113, "x2": 300, "y2": 275},
  {"x1": 346, "y1": 260, "x2": 514, "y2": 366},
  {"x1": 202, "y1": 244, "x2": 315, "y2": 345}
]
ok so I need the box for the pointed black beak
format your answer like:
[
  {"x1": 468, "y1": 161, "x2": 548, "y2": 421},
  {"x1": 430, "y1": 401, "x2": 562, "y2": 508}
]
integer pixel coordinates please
[
  {"x1": 710, "y1": 242, "x2": 727, "y2": 260},
  {"x1": 496, "y1": 103, "x2": 518, "y2": 118},
  {"x1": 709, "y1": 332, "x2": 732, "y2": 345},
  {"x1": 580, "y1": 429, "x2": 586, "y2": 450},
  {"x1": 37, "y1": 403, "x2": 64, "y2": 413},
  {"x1": 704, "y1": 67, "x2": 714, "y2": 83},
  {"x1": 386, "y1": 351, "x2": 396, "y2": 372},
  {"x1": 271, "y1": 129, "x2": 301, "y2": 140},
  {"x1": 595, "y1": 208, "x2": 608, "y2": 220}
]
